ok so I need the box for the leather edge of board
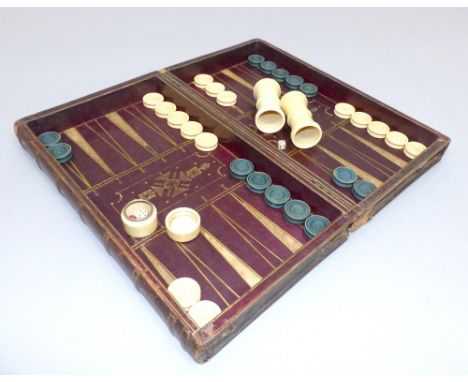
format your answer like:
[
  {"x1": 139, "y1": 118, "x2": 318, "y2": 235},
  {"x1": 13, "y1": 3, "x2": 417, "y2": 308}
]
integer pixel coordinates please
[
  {"x1": 348, "y1": 136, "x2": 450, "y2": 232},
  {"x1": 14, "y1": 118, "x2": 201, "y2": 361}
]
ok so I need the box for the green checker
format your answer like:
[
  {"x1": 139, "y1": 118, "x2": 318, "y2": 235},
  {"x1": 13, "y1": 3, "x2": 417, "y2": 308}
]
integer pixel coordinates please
[
  {"x1": 248, "y1": 54, "x2": 265, "y2": 68},
  {"x1": 299, "y1": 83, "x2": 319, "y2": 98},
  {"x1": 283, "y1": 199, "x2": 311, "y2": 225},
  {"x1": 264, "y1": 185, "x2": 290, "y2": 208},
  {"x1": 272, "y1": 68, "x2": 289, "y2": 82},
  {"x1": 304, "y1": 215, "x2": 331, "y2": 238},
  {"x1": 230, "y1": 158, "x2": 254, "y2": 180},
  {"x1": 49, "y1": 143, "x2": 72, "y2": 161},
  {"x1": 246, "y1": 171, "x2": 272, "y2": 194},
  {"x1": 285, "y1": 75, "x2": 304, "y2": 90},
  {"x1": 57, "y1": 151, "x2": 74, "y2": 164},
  {"x1": 352, "y1": 180, "x2": 377, "y2": 200},
  {"x1": 38, "y1": 131, "x2": 61, "y2": 147},
  {"x1": 332, "y1": 166, "x2": 358, "y2": 189},
  {"x1": 259, "y1": 60, "x2": 277, "y2": 74}
]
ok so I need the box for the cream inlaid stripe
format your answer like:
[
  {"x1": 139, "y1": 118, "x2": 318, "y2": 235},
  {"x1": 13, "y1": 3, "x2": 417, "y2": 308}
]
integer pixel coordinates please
[
  {"x1": 221, "y1": 69, "x2": 254, "y2": 90},
  {"x1": 317, "y1": 145, "x2": 383, "y2": 187},
  {"x1": 214, "y1": 68, "x2": 256, "y2": 109},
  {"x1": 64, "y1": 127, "x2": 115, "y2": 176},
  {"x1": 231, "y1": 193, "x2": 303, "y2": 253},
  {"x1": 328, "y1": 134, "x2": 394, "y2": 177},
  {"x1": 212, "y1": 204, "x2": 283, "y2": 265},
  {"x1": 178, "y1": 243, "x2": 241, "y2": 299},
  {"x1": 200, "y1": 227, "x2": 262, "y2": 288},
  {"x1": 106, "y1": 111, "x2": 158, "y2": 156},
  {"x1": 175, "y1": 243, "x2": 230, "y2": 306},
  {"x1": 222, "y1": 66, "x2": 259, "y2": 100},
  {"x1": 236, "y1": 63, "x2": 264, "y2": 82},
  {"x1": 92, "y1": 120, "x2": 139, "y2": 167},
  {"x1": 340, "y1": 127, "x2": 408, "y2": 168},
  {"x1": 127, "y1": 107, "x2": 178, "y2": 147},
  {"x1": 65, "y1": 161, "x2": 92, "y2": 189},
  {"x1": 84, "y1": 140, "x2": 192, "y2": 194},
  {"x1": 141, "y1": 246, "x2": 175, "y2": 285}
]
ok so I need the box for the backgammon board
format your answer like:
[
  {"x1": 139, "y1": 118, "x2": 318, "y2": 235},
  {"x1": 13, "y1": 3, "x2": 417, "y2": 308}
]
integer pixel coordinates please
[{"x1": 15, "y1": 39, "x2": 450, "y2": 362}]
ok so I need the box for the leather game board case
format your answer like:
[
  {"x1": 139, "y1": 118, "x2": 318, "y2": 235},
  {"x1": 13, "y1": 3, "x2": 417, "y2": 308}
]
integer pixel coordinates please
[{"x1": 15, "y1": 39, "x2": 450, "y2": 362}]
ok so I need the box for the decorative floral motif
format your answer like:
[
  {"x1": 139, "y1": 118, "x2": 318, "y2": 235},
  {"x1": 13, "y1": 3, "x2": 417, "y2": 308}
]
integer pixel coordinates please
[{"x1": 139, "y1": 163, "x2": 210, "y2": 200}]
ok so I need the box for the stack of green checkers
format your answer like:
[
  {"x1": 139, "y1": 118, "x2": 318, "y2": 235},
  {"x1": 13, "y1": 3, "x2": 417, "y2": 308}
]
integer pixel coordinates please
[
  {"x1": 38, "y1": 131, "x2": 73, "y2": 164},
  {"x1": 283, "y1": 199, "x2": 310, "y2": 224},
  {"x1": 229, "y1": 158, "x2": 254, "y2": 180},
  {"x1": 332, "y1": 166, "x2": 358, "y2": 188},
  {"x1": 304, "y1": 215, "x2": 331, "y2": 238},
  {"x1": 259, "y1": 61, "x2": 277, "y2": 75},
  {"x1": 38, "y1": 131, "x2": 61, "y2": 147},
  {"x1": 229, "y1": 158, "x2": 331, "y2": 238},
  {"x1": 247, "y1": 54, "x2": 319, "y2": 98},
  {"x1": 49, "y1": 143, "x2": 73, "y2": 164},
  {"x1": 299, "y1": 83, "x2": 319, "y2": 98},
  {"x1": 247, "y1": 54, "x2": 265, "y2": 68},
  {"x1": 264, "y1": 185, "x2": 290, "y2": 208},
  {"x1": 246, "y1": 171, "x2": 272, "y2": 194},
  {"x1": 285, "y1": 75, "x2": 304, "y2": 90},
  {"x1": 332, "y1": 166, "x2": 376, "y2": 200},
  {"x1": 352, "y1": 180, "x2": 377, "y2": 201},
  {"x1": 282, "y1": 199, "x2": 331, "y2": 237},
  {"x1": 271, "y1": 68, "x2": 289, "y2": 83}
]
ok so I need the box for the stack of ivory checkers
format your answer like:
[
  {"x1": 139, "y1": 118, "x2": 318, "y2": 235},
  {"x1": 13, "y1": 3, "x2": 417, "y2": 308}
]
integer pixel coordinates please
[
  {"x1": 142, "y1": 92, "x2": 218, "y2": 151},
  {"x1": 117, "y1": 91, "x2": 225, "y2": 328},
  {"x1": 193, "y1": 73, "x2": 238, "y2": 107},
  {"x1": 333, "y1": 102, "x2": 427, "y2": 159}
]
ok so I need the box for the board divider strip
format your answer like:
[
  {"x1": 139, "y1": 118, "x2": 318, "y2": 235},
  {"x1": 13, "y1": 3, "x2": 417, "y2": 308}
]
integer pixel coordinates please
[{"x1": 159, "y1": 71, "x2": 355, "y2": 213}]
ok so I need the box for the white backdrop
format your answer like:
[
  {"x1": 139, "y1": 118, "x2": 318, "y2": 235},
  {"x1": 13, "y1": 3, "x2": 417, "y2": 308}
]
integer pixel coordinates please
[{"x1": 0, "y1": 8, "x2": 467, "y2": 374}]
